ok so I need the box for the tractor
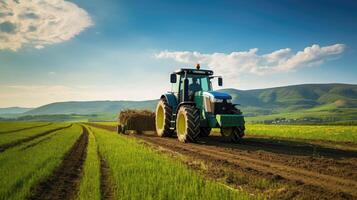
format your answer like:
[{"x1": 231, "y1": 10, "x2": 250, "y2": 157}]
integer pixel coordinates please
[{"x1": 155, "y1": 64, "x2": 245, "y2": 143}]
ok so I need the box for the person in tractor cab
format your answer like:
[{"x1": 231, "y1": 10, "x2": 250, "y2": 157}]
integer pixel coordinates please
[{"x1": 188, "y1": 77, "x2": 201, "y2": 100}]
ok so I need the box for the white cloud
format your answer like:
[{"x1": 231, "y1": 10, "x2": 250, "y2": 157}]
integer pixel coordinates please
[
  {"x1": 0, "y1": 0, "x2": 93, "y2": 51},
  {"x1": 155, "y1": 44, "x2": 346, "y2": 78}
]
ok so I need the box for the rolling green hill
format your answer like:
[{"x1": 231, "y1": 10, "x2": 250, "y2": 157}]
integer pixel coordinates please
[
  {"x1": 220, "y1": 83, "x2": 357, "y2": 123},
  {"x1": 1, "y1": 83, "x2": 356, "y2": 123},
  {"x1": 24, "y1": 100, "x2": 157, "y2": 115}
]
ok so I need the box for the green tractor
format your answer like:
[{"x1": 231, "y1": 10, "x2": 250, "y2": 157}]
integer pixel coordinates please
[{"x1": 155, "y1": 65, "x2": 245, "y2": 143}]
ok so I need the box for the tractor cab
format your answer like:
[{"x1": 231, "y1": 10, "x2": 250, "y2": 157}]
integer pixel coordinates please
[
  {"x1": 155, "y1": 64, "x2": 245, "y2": 143},
  {"x1": 169, "y1": 66, "x2": 221, "y2": 103}
]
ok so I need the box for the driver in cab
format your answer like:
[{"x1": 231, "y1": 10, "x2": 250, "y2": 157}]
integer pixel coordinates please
[{"x1": 188, "y1": 77, "x2": 201, "y2": 100}]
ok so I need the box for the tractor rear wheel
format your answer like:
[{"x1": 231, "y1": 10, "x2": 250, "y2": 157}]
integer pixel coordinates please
[
  {"x1": 200, "y1": 127, "x2": 211, "y2": 137},
  {"x1": 221, "y1": 126, "x2": 245, "y2": 142},
  {"x1": 155, "y1": 99, "x2": 174, "y2": 137},
  {"x1": 176, "y1": 105, "x2": 200, "y2": 142}
]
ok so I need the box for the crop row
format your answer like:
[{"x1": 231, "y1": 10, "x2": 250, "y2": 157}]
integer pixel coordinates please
[{"x1": 0, "y1": 124, "x2": 82, "y2": 200}]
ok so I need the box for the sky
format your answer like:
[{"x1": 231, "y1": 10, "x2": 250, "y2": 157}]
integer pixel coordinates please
[{"x1": 0, "y1": 0, "x2": 356, "y2": 107}]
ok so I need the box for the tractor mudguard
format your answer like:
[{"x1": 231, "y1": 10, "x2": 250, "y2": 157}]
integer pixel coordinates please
[{"x1": 161, "y1": 93, "x2": 178, "y2": 110}]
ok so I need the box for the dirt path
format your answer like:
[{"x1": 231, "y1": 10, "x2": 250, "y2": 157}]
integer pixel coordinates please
[
  {"x1": 0, "y1": 123, "x2": 52, "y2": 135},
  {"x1": 28, "y1": 126, "x2": 88, "y2": 200},
  {"x1": 89, "y1": 124, "x2": 357, "y2": 199},
  {"x1": 0, "y1": 124, "x2": 72, "y2": 152}
]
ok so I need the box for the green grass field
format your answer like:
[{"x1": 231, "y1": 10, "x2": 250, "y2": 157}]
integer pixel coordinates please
[
  {"x1": 245, "y1": 124, "x2": 357, "y2": 143},
  {"x1": 1, "y1": 121, "x2": 356, "y2": 199},
  {"x1": 0, "y1": 122, "x2": 50, "y2": 133},
  {"x1": 0, "y1": 124, "x2": 81, "y2": 200},
  {"x1": 89, "y1": 126, "x2": 251, "y2": 200},
  {"x1": 0, "y1": 122, "x2": 252, "y2": 200},
  {"x1": 0, "y1": 123, "x2": 68, "y2": 146}
]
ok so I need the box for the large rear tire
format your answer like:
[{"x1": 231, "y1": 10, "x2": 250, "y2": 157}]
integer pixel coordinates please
[
  {"x1": 155, "y1": 99, "x2": 174, "y2": 137},
  {"x1": 200, "y1": 127, "x2": 211, "y2": 137},
  {"x1": 176, "y1": 105, "x2": 200, "y2": 143},
  {"x1": 221, "y1": 126, "x2": 244, "y2": 142}
]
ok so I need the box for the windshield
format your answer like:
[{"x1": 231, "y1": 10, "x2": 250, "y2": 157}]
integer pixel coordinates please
[
  {"x1": 171, "y1": 74, "x2": 212, "y2": 96},
  {"x1": 187, "y1": 75, "x2": 212, "y2": 92}
]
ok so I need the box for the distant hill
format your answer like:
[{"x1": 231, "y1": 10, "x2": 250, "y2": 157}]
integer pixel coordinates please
[
  {"x1": 2, "y1": 83, "x2": 356, "y2": 123},
  {"x1": 24, "y1": 100, "x2": 158, "y2": 115},
  {"x1": 0, "y1": 107, "x2": 33, "y2": 114},
  {"x1": 220, "y1": 83, "x2": 357, "y2": 123},
  {"x1": 221, "y1": 83, "x2": 357, "y2": 110}
]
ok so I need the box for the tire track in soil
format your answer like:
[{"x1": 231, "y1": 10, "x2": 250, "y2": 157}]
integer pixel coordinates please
[
  {"x1": 0, "y1": 123, "x2": 52, "y2": 134},
  {"x1": 136, "y1": 135, "x2": 357, "y2": 198},
  {"x1": 88, "y1": 123, "x2": 357, "y2": 199},
  {"x1": 27, "y1": 126, "x2": 88, "y2": 200},
  {"x1": 0, "y1": 124, "x2": 72, "y2": 152},
  {"x1": 99, "y1": 153, "x2": 115, "y2": 200}
]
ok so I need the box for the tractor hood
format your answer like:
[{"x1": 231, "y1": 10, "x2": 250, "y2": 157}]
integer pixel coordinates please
[{"x1": 203, "y1": 91, "x2": 232, "y2": 100}]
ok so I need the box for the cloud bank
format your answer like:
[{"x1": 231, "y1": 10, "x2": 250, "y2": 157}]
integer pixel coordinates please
[
  {"x1": 155, "y1": 44, "x2": 346, "y2": 77},
  {"x1": 0, "y1": 0, "x2": 93, "y2": 51}
]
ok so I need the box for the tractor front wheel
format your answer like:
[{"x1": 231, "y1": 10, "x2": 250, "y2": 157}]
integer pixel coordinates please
[
  {"x1": 221, "y1": 126, "x2": 245, "y2": 142},
  {"x1": 176, "y1": 105, "x2": 200, "y2": 142},
  {"x1": 155, "y1": 99, "x2": 174, "y2": 137}
]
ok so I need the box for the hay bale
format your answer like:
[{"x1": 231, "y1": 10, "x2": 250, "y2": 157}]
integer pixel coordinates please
[{"x1": 118, "y1": 109, "x2": 155, "y2": 132}]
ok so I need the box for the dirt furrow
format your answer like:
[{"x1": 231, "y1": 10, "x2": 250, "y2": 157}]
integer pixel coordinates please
[
  {"x1": 139, "y1": 136, "x2": 356, "y2": 193},
  {"x1": 0, "y1": 123, "x2": 52, "y2": 134},
  {"x1": 203, "y1": 136, "x2": 357, "y2": 181},
  {"x1": 27, "y1": 126, "x2": 88, "y2": 200},
  {"x1": 99, "y1": 153, "x2": 115, "y2": 200},
  {"x1": 0, "y1": 124, "x2": 72, "y2": 152}
]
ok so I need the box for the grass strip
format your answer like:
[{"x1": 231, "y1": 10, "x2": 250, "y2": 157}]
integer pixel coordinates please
[
  {"x1": 0, "y1": 123, "x2": 68, "y2": 146},
  {"x1": 0, "y1": 122, "x2": 49, "y2": 133},
  {"x1": 0, "y1": 123, "x2": 52, "y2": 135},
  {"x1": 0, "y1": 124, "x2": 82, "y2": 200},
  {"x1": 91, "y1": 127, "x2": 253, "y2": 200},
  {"x1": 77, "y1": 126, "x2": 101, "y2": 200},
  {"x1": 0, "y1": 124, "x2": 72, "y2": 152},
  {"x1": 245, "y1": 124, "x2": 357, "y2": 143}
]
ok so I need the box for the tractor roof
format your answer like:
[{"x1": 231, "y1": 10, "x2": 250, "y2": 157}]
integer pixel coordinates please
[{"x1": 174, "y1": 68, "x2": 214, "y2": 76}]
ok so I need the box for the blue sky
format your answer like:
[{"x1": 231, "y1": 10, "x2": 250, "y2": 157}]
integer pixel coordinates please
[{"x1": 0, "y1": 0, "x2": 356, "y2": 107}]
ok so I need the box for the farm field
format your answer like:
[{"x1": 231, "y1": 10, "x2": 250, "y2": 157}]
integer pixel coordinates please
[
  {"x1": 0, "y1": 122, "x2": 51, "y2": 133},
  {"x1": 0, "y1": 122, "x2": 356, "y2": 199},
  {"x1": 0, "y1": 122, "x2": 251, "y2": 200},
  {"x1": 0, "y1": 124, "x2": 82, "y2": 200},
  {"x1": 245, "y1": 124, "x2": 357, "y2": 143},
  {"x1": 89, "y1": 123, "x2": 357, "y2": 199}
]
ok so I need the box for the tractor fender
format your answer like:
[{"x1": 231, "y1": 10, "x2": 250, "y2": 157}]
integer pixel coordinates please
[{"x1": 161, "y1": 93, "x2": 177, "y2": 110}]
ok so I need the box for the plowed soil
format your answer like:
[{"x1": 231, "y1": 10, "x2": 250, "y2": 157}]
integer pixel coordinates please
[
  {"x1": 89, "y1": 124, "x2": 357, "y2": 200},
  {"x1": 28, "y1": 126, "x2": 88, "y2": 200}
]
